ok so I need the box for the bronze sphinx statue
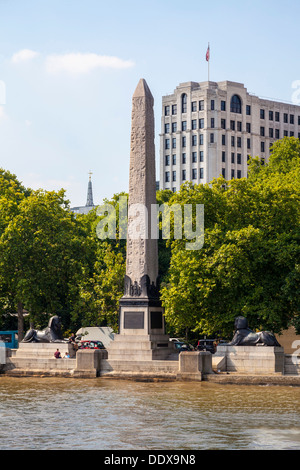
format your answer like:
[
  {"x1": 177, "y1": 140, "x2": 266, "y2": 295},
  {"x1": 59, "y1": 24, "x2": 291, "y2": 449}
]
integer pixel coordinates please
[
  {"x1": 227, "y1": 316, "x2": 281, "y2": 347},
  {"x1": 22, "y1": 315, "x2": 66, "y2": 343}
]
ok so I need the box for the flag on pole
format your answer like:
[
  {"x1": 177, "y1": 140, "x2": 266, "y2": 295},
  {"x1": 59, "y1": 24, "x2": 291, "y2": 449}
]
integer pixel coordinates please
[{"x1": 206, "y1": 43, "x2": 210, "y2": 62}]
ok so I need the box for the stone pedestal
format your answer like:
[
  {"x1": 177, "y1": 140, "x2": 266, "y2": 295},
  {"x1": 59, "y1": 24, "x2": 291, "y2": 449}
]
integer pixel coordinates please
[
  {"x1": 108, "y1": 298, "x2": 175, "y2": 361},
  {"x1": 215, "y1": 345, "x2": 285, "y2": 375},
  {"x1": 74, "y1": 349, "x2": 108, "y2": 377},
  {"x1": 176, "y1": 351, "x2": 213, "y2": 381}
]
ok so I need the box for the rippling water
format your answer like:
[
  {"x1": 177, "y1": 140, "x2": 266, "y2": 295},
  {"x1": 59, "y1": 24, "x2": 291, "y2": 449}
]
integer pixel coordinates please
[{"x1": 0, "y1": 377, "x2": 300, "y2": 450}]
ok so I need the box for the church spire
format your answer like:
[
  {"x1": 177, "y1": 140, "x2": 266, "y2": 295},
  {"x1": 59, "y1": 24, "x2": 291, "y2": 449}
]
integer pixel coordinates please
[{"x1": 86, "y1": 171, "x2": 94, "y2": 207}]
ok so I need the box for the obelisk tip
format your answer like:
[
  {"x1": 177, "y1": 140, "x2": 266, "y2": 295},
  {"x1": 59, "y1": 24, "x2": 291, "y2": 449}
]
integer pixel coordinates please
[{"x1": 133, "y1": 78, "x2": 153, "y2": 101}]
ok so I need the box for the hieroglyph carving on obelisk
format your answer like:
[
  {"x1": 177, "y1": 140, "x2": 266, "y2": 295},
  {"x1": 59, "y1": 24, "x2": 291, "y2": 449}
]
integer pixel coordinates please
[{"x1": 125, "y1": 79, "x2": 158, "y2": 297}]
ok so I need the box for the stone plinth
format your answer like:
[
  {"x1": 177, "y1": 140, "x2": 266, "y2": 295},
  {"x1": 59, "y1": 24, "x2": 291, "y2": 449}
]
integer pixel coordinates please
[
  {"x1": 176, "y1": 351, "x2": 213, "y2": 381},
  {"x1": 11, "y1": 342, "x2": 76, "y2": 358},
  {"x1": 74, "y1": 349, "x2": 108, "y2": 378},
  {"x1": 216, "y1": 345, "x2": 285, "y2": 375},
  {"x1": 107, "y1": 333, "x2": 176, "y2": 361}
]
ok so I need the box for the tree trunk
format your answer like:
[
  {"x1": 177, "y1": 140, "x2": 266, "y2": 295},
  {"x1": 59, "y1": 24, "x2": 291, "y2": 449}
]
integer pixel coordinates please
[{"x1": 17, "y1": 301, "x2": 24, "y2": 342}]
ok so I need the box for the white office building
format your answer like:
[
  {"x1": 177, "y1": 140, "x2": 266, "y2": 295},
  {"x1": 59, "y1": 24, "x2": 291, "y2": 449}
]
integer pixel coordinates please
[{"x1": 160, "y1": 80, "x2": 300, "y2": 191}]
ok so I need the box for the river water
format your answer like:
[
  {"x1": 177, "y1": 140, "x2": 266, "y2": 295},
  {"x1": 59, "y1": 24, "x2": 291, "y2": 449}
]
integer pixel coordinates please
[{"x1": 0, "y1": 376, "x2": 299, "y2": 450}]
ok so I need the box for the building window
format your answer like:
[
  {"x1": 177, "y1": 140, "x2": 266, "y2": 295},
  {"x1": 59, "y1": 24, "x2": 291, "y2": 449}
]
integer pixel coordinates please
[
  {"x1": 284, "y1": 113, "x2": 288, "y2": 123},
  {"x1": 165, "y1": 123, "x2": 170, "y2": 133},
  {"x1": 165, "y1": 138, "x2": 170, "y2": 149},
  {"x1": 199, "y1": 100, "x2": 204, "y2": 111},
  {"x1": 260, "y1": 127, "x2": 265, "y2": 137},
  {"x1": 172, "y1": 104, "x2": 177, "y2": 115},
  {"x1": 222, "y1": 134, "x2": 226, "y2": 145},
  {"x1": 182, "y1": 121, "x2": 187, "y2": 131},
  {"x1": 182, "y1": 136, "x2": 186, "y2": 147},
  {"x1": 199, "y1": 118, "x2": 204, "y2": 129},
  {"x1": 261, "y1": 142, "x2": 265, "y2": 153},
  {"x1": 172, "y1": 138, "x2": 176, "y2": 149},
  {"x1": 192, "y1": 151, "x2": 197, "y2": 163},
  {"x1": 191, "y1": 101, "x2": 197, "y2": 112},
  {"x1": 298, "y1": 116, "x2": 300, "y2": 126},
  {"x1": 284, "y1": 130, "x2": 288, "y2": 137},
  {"x1": 192, "y1": 119, "x2": 197, "y2": 130},
  {"x1": 230, "y1": 95, "x2": 242, "y2": 113},
  {"x1": 172, "y1": 171, "x2": 176, "y2": 182},
  {"x1": 247, "y1": 138, "x2": 251, "y2": 149},
  {"x1": 237, "y1": 170, "x2": 242, "y2": 179},
  {"x1": 221, "y1": 100, "x2": 226, "y2": 111},
  {"x1": 269, "y1": 110, "x2": 274, "y2": 121},
  {"x1": 210, "y1": 133, "x2": 214, "y2": 143},
  {"x1": 230, "y1": 120, "x2": 235, "y2": 131},
  {"x1": 182, "y1": 169, "x2": 186, "y2": 181},
  {"x1": 260, "y1": 109, "x2": 265, "y2": 119},
  {"x1": 181, "y1": 94, "x2": 187, "y2": 113},
  {"x1": 165, "y1": 171, "x2": 170, "y2": 182},
  {"x1": 222, "y1": 168, "x2": 226, "y2": 178},
  {"x1": 275, "y1": 129, "x2": 280, "y2": 139},
  {"x1": 192, "y1": 169, "x2": 197, "y2": 180},
  {"x1": 290, "y1": 131, "x2": 294, "y2": 137},
  {"x1": 199, "y1": 134, "x2": 204, "y2": 145},
  {"x1": 275, "y1": 112, "x2": 280, "y2": 122},
  {"x1": 172, "y1": 187, "x2": 176, "y2": 192},
  {"x1": 211, "y1": 118, "x2": 215, "y2": 128},
  {"x1": 182, "y1": 153, "x2": 186, "y2": 164},
  {"x1": 237, "y1": 121, "x2": 242, "y2": 132},
  {"x1": 231, "y1": 169, "x2": 235, "y2": 179},
  {"x1": 192, "y1": 135, "x2": 197, "y2": 146},
  {"x1": 172, "y1": 122, "x2": 177, "y2": 133},
  {"x1": 200, "y1": 151, "x2": 204, "y2": 162},
  {"x1": 246, "y1": 105, "x2": 251, "y2": 115},
  {"x1": 211, "y1": 100, "x2": 215, "y2": 110},
  {"x1": 165, "y1": 155, "x2": 170, "y2": 166},
  {"x1": 222, "y1": 151, "x2": 226, "y2": 163},
  {"x1": 290, "y1": 114, "x2": 294, "y2": 124},
  {"x1": 231, "y1": 153, "x2": 235, "y2": 163},
  {"x1": 231, "y1": 136, "x2": 235, "y2": 147},
  {"x1": 221, "y1": 118, "x2": 226, "y2": 129},
  {"x1": 172, "y1": 154, "x2": 176, "y2": 165},
  {"x1": 246, "y1": 123, "x2": 251, "y2": 133},
  {"x1": 269, "y1": 128, "x2": 274, "y2": 138},
  {"x1": 237, "y1": 153, "x2": 242, "y2": 165},
  {"x1": 165, "y1": 105, "x2": 170, "y2": 116},
  {"x1": 200, "y1": 168, "x2": 204, "y2": 179}
]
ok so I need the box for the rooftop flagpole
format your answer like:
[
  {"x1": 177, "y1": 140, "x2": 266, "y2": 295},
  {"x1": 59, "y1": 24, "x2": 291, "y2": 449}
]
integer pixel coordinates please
[{"x1": 206, "y1": 42, "x2": 210, "y2": 82}]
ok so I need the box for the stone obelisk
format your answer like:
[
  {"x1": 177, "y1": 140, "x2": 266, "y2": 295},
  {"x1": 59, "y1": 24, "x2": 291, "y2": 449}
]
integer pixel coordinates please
[
  {"x1": 108, "y1": 79, "x2": 174, "y2": 361},
  {"x1": 125, "y1": 78, "x2": 158, "y2": 290}
]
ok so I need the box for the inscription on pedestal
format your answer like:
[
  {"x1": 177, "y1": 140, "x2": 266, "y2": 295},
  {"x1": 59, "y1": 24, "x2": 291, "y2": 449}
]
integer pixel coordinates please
[{"x1": 124, "y1": 311, "x2": 144, "y2": 329}]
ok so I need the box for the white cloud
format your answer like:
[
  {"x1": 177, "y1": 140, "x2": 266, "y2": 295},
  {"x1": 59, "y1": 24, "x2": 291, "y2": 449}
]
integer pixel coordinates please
[
  {"x1": 0, "y1": 106, "x2": 8, "y2": 122},
  {"x1": 45, "y1": 52, "x2": 135, "y2": 76},
  {"x1": 11, "y1": 49, "x2": 40, "y2": 64}
]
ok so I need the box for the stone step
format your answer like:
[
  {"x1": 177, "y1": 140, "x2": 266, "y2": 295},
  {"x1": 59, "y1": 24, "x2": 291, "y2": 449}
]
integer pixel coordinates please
[
  {"x1": 101, "y1": 359, "x2": 179, "y2": 375},
  {"x1": 6, "y1": 357, "x2": 76, "y2": 371}
]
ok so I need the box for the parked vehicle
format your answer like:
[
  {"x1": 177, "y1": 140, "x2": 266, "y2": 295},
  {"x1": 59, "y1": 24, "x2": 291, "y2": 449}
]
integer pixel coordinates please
[
  {"x1": 174, "y1": 341, "x2": 194, "y2": 352},
  {"x1": 78, "y1": 340, "x2": 106, "y2": 350},
  {"x1": 197, "y1": 339, "x2": 216, "y2": 354},
  {"x1": 0, "y1": 331, "x2": 18, "y2": 349}
]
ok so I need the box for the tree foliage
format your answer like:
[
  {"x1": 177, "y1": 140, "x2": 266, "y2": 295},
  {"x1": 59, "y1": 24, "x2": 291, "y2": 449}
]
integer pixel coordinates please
[{"x1": 161, "y1": 138, "x2": 300, "y2": 338}]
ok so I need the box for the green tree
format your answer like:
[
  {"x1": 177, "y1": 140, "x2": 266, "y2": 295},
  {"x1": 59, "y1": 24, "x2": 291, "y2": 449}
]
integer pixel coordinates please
[
  {"x1": 0, "y1": 188, "x2": 90, "y2": 339},
  {"x1": 160, "y1": 138, "x2": 300, "y2": 338}
]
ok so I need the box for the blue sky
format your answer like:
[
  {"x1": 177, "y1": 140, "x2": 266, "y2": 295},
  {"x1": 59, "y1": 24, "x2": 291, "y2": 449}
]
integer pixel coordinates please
[{"x1": 0, "y1": 0, "x2": 300, "y2": 207}]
